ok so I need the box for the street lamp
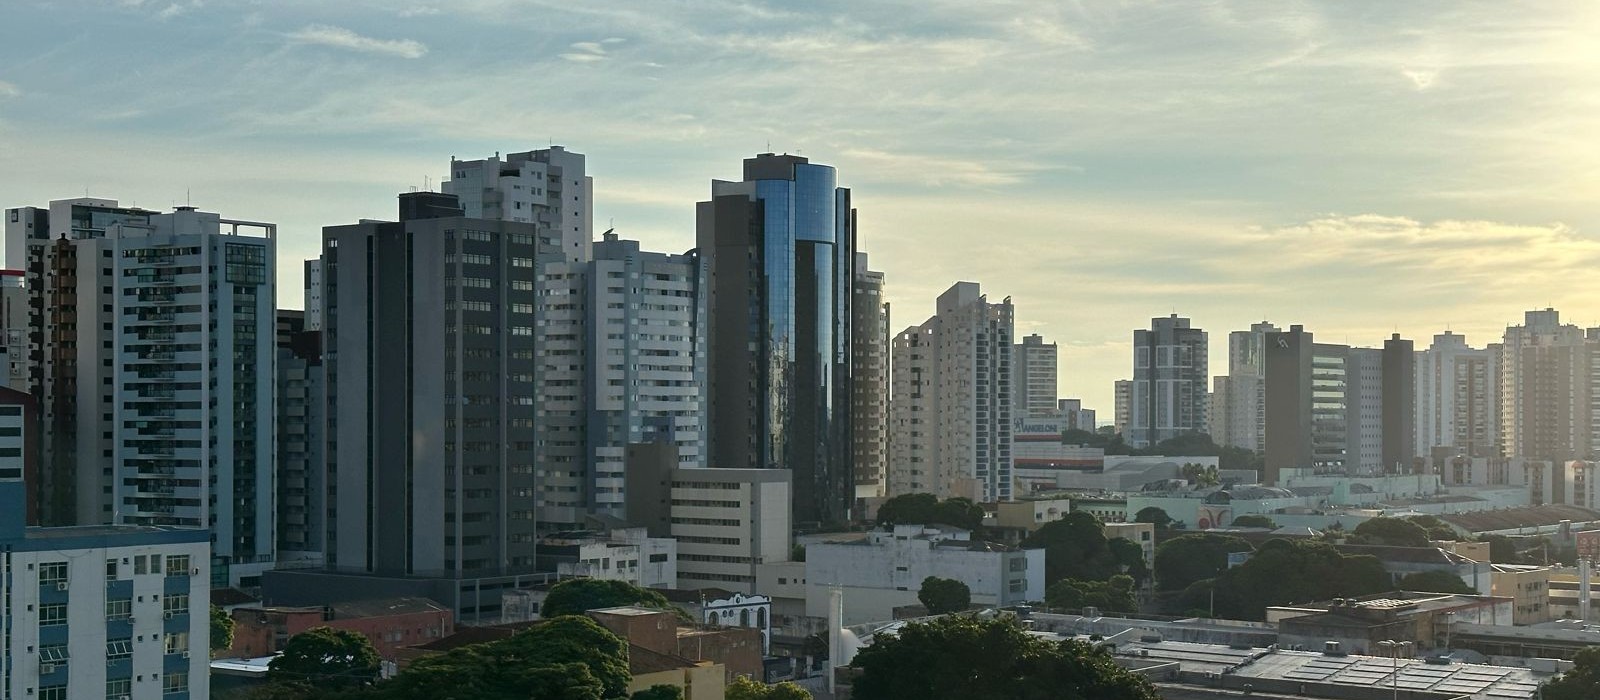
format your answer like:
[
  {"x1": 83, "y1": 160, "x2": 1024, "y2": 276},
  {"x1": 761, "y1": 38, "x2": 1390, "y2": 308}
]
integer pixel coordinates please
[{"x1": 1377, "y1": 640, "x2": 1403, "y2": 700}]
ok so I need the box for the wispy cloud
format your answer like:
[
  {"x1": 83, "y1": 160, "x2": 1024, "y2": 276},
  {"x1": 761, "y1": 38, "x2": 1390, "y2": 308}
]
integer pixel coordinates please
[
  {"x1": 0, "y1": 80, "x2": 18, "y2": 98},
  {"x1": 398, "y1": 6, "x2": 440, "y2": 18},
  {"x1": 560, "y1": 40, "x2": 617, "y2": 63},
  {"x1": 286, "y1": 25, "x2": 428, "y2": 59}
]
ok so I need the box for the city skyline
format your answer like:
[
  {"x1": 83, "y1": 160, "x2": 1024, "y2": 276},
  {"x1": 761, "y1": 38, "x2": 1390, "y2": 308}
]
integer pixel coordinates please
[{"x1": 4, "y1": 2, "x2": 1599, "y2": 413}]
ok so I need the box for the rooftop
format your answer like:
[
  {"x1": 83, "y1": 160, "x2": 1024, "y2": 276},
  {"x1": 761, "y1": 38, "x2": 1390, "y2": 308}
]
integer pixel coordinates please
[
  {"x1": 330, "y1": 597, "x2": 450, "y2": 620},
  {"x1": 407, "y1": 621, "x2": 538, "y2": 652},
  {"x1": 628, "y1": 644, "x2": 701, "y2": 675},
  {"x1": 1439, "y1": 505, "x2": 1600, "y2": 533},
  {"x1": 590, "y1": 606, "x2": 670, "y2": 617}
]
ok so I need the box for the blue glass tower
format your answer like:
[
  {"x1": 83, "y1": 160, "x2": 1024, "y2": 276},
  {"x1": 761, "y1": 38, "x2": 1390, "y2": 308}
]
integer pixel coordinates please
[{"x1": 697, "y1": 154, "x2": 856, "y2": 526}]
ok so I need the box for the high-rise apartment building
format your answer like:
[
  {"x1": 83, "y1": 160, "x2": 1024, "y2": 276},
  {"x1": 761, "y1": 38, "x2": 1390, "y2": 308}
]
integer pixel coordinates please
[
  {"x1": 1414, "y1": 331, "x2": 1497, "y2": 460},
  {"x1": 1381, "y1": 333, "x2": 1416, "y2": 473},
  {"x1": 1129, "y1": 315, "x2": 1208, "y2": 448},
  {"x1": 850, "y1": 253, "x2": 889, "y2": 501},
  {"x1": 697, "y1": 153, "x2": 856, "y2": 526},
  {"x1": 103, "y1": 208, "x2": 277, "y2": 586},
  {"x1": 443, "y1": 146, "x2": 593, "y2": 262},
  {"x1": 0, "y1": 270, "x2": 27, "y2": 393},
  {"x1": 1212, "y1": 322, "x2": 1279, "y2": 451},
  {"x1": 1113, "y1": 379, "x2": 1132, "y2": 436},
  {"x1": 888, "y1": 282, "x2": 1014, "y2": 502},
  {"x1": 1500, "y1": 309, "x2": 1589, "y2": 463},
  {"x1": 1264, "y1": 325, "x2": 1315, "y2": 485},
  {"x1": 1265, "y1": 327, "x2": 1414, "y2": 480},
  {"x1": 1013, "y1": 333, "x2": 1058, "y2": 418},
  {"x1": 322, "y1": 192, "x2": 558, "y2": 576},
  {"x1": 302, "y1": 259, "x2": 323, "y2": 331},
  {"x1": 533, "y1": 230, "x2": 706, "y2": 528},
  {"x1": 1310, "y1": 343, "x2": 1351, "y2": 473},
  {"x1": 275, "y1": 310, "x2": 324, "y2": 559},
  {"x1": 1346, "y1": 347, "x2": 1382, "y2": 474},
  {"x1": 5, "y1": 198, "x2": 156, "y2": 526}
]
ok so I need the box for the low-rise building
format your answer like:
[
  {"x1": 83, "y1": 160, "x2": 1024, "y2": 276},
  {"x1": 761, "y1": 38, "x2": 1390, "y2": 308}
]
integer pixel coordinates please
[
  {"x1": 1270, "y1": 592, "x2": 1514, "y2": 655},
  {"x1": 987, "y1": 497, "x2": 1073, "y2": 534},
  {"x1": 658, "y1": 590, "x2": 773, "y2": 654},
  {"x1": 1104, "y1": 522, "x2": 1157, "y2": 569},
  {"x1": 627, "y1": 465, "x2": 793, "y2": 592},
  {"x1": 1489, "y1": 564, "x2": 1553, "y2": 625},
  {"x1": 804, "y1": 524, "x2": 1043, "y2": 625},
  {"x1": 536, "y1": 528, "x2": 677, "y2": 589},
  {"x1": 223, "y1": 597, "x2": 454, "y2": 664}
]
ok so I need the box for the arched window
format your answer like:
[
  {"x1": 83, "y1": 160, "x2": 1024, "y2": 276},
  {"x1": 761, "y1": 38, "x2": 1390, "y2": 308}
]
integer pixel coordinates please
[
  {"x1": 740, "y1": 608, "x2": 751, "y2": 627},
  {"x1": 757, "y1": 608, "x2": 767, "y2": 629}
]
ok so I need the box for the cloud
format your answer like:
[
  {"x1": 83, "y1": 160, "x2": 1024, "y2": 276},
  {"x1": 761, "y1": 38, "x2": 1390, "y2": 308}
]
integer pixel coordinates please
[
  {"x1": 0, "y1": 81, "x2": 18, "y2": 98},
  {"x1": 1402, "y1": 68, "x2": 1439, "y2": 90},
  {"x1": 398, "y1": 6, "x2": 440, "y2": 18},
  {"x1": 286, "y1": 25, "x2": 428, "y2": 59},
  {"x1": 560, "y1": 40, "x2": 613, "y2": 62},
  {"x1": 839, "y1": 148, "x2": 1040, "y2": 188}
]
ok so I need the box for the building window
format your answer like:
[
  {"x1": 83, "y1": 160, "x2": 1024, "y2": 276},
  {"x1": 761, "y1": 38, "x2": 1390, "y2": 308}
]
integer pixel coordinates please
[
  {"x1": 39, "y1": 561, "x2": 68, "y2": 586},
  {"x1": 39, "y1": 644, "x2": 69, "y2": 663},
  {"x1": 165, "y1": 632, "x2": 189, "y2": 654},
  {"x1": 106, "y1": 599, "x2": 132, "y2": 620},
  {"x1": 107, "y1": 678, "x2": 132, "y2": 698},
  {"x1": 39, "y1": 604, "x2": 67, "y2": 626},
  {"x1": 106, "y1": 559, "x2": 118, "y2": 580},
  {"x1": 39, "y1": 686, "x2": 68, "y2": 700},
  {"x1": 107, "y1": 638, "x2": 133, "y2": 661},
  {"x1": 164, "y1": 594, "x2": 190, "y2": 616},
  {"x1": 163, "y1": 671, "x2": 189, "y2": 694}
]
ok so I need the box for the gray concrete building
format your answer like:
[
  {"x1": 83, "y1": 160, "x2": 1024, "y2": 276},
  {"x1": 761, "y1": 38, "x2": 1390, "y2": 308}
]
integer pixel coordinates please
[
  {"x1": 1012, "y1": 333, "x2": 1058, "y2": 418},
  {"x1": 443, "y1": 146, "x2": 593, "y2": 263},
  {"x1": 1499, "y1": 308, "x2": 1590, "y2": 463},
  {"x1": 1130, "y1": 314, "x2": 1208, "y2": 448},
  {"x1": 275, "y1": 310, "x2": 324, "y2": 560},
  {"x1": 1264, "y1": 325, "x2": 1315, "y2": 484},
  {"x1": 322, "y1": 192, "x2": 558, "y2": 577},
  {"x1": 696, "y1": 153, "x2": 856, "y2": 526},
  {"x1": 1382, "y1": 333, "x2": 1416, "y2": 473}
]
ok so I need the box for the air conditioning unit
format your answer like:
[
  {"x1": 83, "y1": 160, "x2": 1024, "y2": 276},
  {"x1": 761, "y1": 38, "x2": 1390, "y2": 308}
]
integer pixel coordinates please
[
  {"x1": 40, "y1": 663, "x2": 56, "y2": 674},
  {"x1": 55, "y1": 582, "x2": 67, "y2": 591},
  {"x1": 116, "y1": 695, "x2": 130, "y2": 700},
  {"x1": 180, "y1": 650, "x2": 190, "y2": 659},
  {"x1": 190, "y1": 567, "x2": 199, "y2": 576},
  {"x1": 164, "y1": 611, "x2": 174, "y2": 620}
]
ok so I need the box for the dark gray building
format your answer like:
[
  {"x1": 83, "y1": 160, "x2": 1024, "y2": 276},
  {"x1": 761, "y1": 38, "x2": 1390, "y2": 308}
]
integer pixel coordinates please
[
  {"x1": 322, "y1": 192, "x2": 560, "y2": 577},
  {"x1": 1264, "y1": 325, "x2": 1315, "y2": 485},
  {"x1": 1382, "y1": 333, "x2": 1416, "y2": 473},
  {"x1": 1130, "y1": 314, "x2": 1209, "y2": 448},
  {"x1": 276, "y1": 309, "x2": 325, "y2": 556},
  {"x1": 696, "y1": 153, "x2": 856, "y2": 526}
]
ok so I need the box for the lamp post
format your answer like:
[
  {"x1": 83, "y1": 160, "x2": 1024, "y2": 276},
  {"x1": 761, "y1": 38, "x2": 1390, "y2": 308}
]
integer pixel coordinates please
[{"x1": 1377, "y1": 640, "x2": 1402, "y2": 700}]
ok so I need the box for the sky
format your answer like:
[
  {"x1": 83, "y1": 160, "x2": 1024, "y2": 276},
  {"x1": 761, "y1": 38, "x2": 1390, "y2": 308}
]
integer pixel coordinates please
[{"x1": 2, "y1": 0, "x2": 1598, "y2": 414}]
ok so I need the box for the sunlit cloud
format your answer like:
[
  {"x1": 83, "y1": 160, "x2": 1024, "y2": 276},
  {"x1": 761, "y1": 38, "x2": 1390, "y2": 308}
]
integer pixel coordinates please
[{"x1": 286, "y1": 25, "x2": 428, "y2": 59}]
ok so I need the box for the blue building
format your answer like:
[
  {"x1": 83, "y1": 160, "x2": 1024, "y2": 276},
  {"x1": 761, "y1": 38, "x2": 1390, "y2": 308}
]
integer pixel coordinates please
[{"x1": 697, "y1": 154, "x2": 857, "y2": 526}]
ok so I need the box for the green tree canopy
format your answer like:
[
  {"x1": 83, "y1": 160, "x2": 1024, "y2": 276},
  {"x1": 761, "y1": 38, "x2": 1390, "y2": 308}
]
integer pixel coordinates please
[
  {"x1": 1181, "y1": 463, "x2": 1220, "y2": 487},
  {"x1": 918, "y1": 576, "x2": 971, "y2": 615},
  {"x1": 541, "y1": 578, "x2": 682, "y2": 620},
  {"x1": 1479, "y1": 534, "x2": 1521, "y2": 564},
  {"x1": 1230, "y1": 514, "x2": 1276, "y2": 529},
  {"x1": 267, "y1": 627, "x2": 381, "y2": 689},
  {"x1": 850, "y1": 615, "x2": 1159, "y2": 700},
  {"x1": 1107, "y1": 537, "x2": 1151, "y2": 584},
  {"x1": 1153, "y1": 533, "x2": 1254, "y2": 592},
  {"x1": 1351, "y1": 517, "x2": 1431, "y2": 548},
  {"x1": 382, "y1": 615, "x2": 631, "y2": 699},
  {"x1": 1396, "y1": 570, "x2": 1475, "y2": 595},
  {"x1": 1402, "y1": 514, "x2": 1459, "y2": 541},
  {"x1": 212, "y1": 604, "x2": 236, "y2": 654},
  {"x1": 631, "y1": 685, "x2": 686, "y2": 700},
  {"x1": 1022, "y1": 512, "x2": 1120, "y2": 583},
  {"x1": 1046, "y1": 576, "x2": 1137, "y2": 614},
  {"x1": 1544, "y1": 645, "x2": 1600, "y2": 700},
  {"x1": 1133, "y1": 507, "x2": 1174, "y2": 529},
  {"x1": 726, "y1": 676, "x2": 812, "y2": 700},
  {"x1": 876, "y1": 493, "x2": 985, "y2": 531},
  {"x1": 1203, "y1": 539, "x2": 1390, "y2": 620}
]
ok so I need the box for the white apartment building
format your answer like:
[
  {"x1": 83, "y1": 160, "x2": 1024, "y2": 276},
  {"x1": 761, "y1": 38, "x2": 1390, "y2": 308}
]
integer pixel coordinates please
[
  {"x1": 1347, "y1": 347, "x2": 1384, "y2": 474},
  {"x1": 101, "y1": 208, "x2": 276, "y2": 586},
  {"x1": 851, "y1": 253, "x2": 890, "y2": 500},
  {"x1": 1415, "y1": 331, "x2": 1497, "y2": 460},
  {"x1": 888, "y1": 282, "x2": 1014, "y2": 502},
  {"x1": 1213, "y1": 322, "x2": 1279, "y2": 451},
  {"x1": 1013, "y1": 333, "x2": 1058, "y2": 418},
  {"x1": 443, "y1": 146, "x2": 593, "y2": 262},
  {"x1": 534, "y1": 231, "x2": 705, "y2": 529},
  {"x1": 0, "y1": 476, "x2": 212, "y2": 700},
  {"x1": 666, "y1": 467, "x2": 792, "y2": 591},
  {"x1": 542, "y1": 528, "x2": 678, "y2": 589},
  {"x1": 804, "y1": 525, "x2": 1044, "y2": 625}
]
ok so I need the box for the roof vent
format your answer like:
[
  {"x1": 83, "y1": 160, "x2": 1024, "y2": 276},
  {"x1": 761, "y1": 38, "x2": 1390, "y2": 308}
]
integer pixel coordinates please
[{"x1": 1323, "y1": 641, "x2": 1345, "y2": 656}]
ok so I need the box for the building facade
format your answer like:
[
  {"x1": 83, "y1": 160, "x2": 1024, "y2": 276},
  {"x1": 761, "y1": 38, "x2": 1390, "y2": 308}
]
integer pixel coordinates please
[
  {"x1": 888, "y1": 282, "x2": 1014, "y2": 502},
  {"x1": 1113, "y1": 379, "x2": 1132, "y2": 436},
  {"x1": 1213, "y1": 322, "x2": 1279, "y2": 451},
  {"x1": 1500, "y1": 309, "x2": 1590, "y2": 463},
  {"x1": 443, "y1": 146, "x2": 593, "y2": 262},
  {"x1": 850, "y1": 253, "x2": 889, "y2": 501},
  {"x1": 1129, "y1": 314, "x2": 1208, "y2": 448},
  {"x1": 697, "y1": 153, "x2": 856, "y2": 526},
  {"x1": 275, "y1": 310, "x2": 324, "y2": 560},
  {"x1": 1264, "y1": 325, "x2": 1316, "y2": 484},
  {"x1": 1013, "y1": 333, "x2": 1058, "y2": 418},
  {"x1": 322, "y1": 193, "x2": 558, "y2": 576}
]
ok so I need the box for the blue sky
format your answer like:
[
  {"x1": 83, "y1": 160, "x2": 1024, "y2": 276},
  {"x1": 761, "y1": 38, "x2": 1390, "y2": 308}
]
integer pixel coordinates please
[{"x1": 3, "y1": 0, "x2": 1598, "y2": 413}]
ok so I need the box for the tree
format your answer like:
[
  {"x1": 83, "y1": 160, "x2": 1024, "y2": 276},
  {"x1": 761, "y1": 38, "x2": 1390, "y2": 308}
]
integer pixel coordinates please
[
  {"x1": 211, "y1": 604, "x2": 236, "y2": 654},
  {"x1": 1544, "y1": 645, "x2": 1600, "y2": 700},
  {"x1": 1046, "y1": 576, "x2": 1137, "y2": 614},
  {"x1": 1203, "y1": 539, "x2": 1389, "y2": 620},
  {"x1": 726, "y1": 676, "x2": 812, "y2": 700},
  {"x1": 382, "y1": 615, "x2": 630, "y2": 699},
  {"x1": 850, "y1": 615, "x2": 1159, "y2": 700},
  {"x1": 1396, "y1": 570, "x2": 1475, "y2": 595},
  {"x1": 1230, "y1": 514, "x2": 1276, "y2": 529},
  {"x1": 1403, "y1": 514, "x2": 1459, "y2": 541},
  {"x1": 632, "y1": 685, "x2": 686, "y2": 700},
  {"x1": 540, "y1": 578, "x2": 683, "y2": 620},
  {"x1": 918, "y1": 576, "x2": 971, "y2": 615},
  {"x1": 791, "y1": 544, "x2": 807, "y2": 562},
  {"x1": 268, "y1": 627, "x2": 381, "y2": 688},
  {"x1": 876, "y1": 493, "x2": 985, "y2": 531},
  {"x1": 1480, "y1": 534, "x2": 1520, "y2": 563},
  {"x1": 1022, "y1": 512, "x2": 1120, "y2": 583},
  {"x1": 1153, "y1": 533, "x2": 1253, "y2": 592},
  {"x1": 1181, "y1": 463, "x2": 1220, "y2": 487},
  {"x1": 1107, "y1": 537, "x2": 1151, "y2": 584},
  {"x1": 1351, "y1": 517, "x2": 1431, "y2": 547},
  {"x1": 1134, "y1": 507, "x2": 1173, "y2": 529}
]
